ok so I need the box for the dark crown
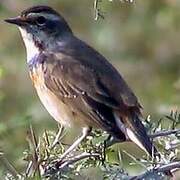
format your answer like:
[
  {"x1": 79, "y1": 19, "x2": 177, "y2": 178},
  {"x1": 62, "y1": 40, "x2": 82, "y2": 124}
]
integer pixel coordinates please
[
  {"x1": 19, "y1": 5, "x2": 73, "y2": 38},
  {"x1": 21, "y1": 5, "x2": 60, "y2": 16}
]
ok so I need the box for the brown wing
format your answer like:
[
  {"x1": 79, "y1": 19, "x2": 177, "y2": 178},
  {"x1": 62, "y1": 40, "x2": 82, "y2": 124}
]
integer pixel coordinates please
[
  {"x1": 43, "y1": 52, "x2": 141, "y2": 109},
  {"x1": 40, "y1": 52, "x2": 139, "y2": 140},
  {"x1": 44, "y1": 53, "x2": 140, "y2": 107}
]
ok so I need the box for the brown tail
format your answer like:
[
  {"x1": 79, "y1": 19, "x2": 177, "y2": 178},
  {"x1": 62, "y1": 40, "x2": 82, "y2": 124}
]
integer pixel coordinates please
[
  {"x1": 115, "y1": 109, "x2": 158, "y2": 157},
  {"x1": 128, "y1": 111, "x2": 156, "y2": 156}
]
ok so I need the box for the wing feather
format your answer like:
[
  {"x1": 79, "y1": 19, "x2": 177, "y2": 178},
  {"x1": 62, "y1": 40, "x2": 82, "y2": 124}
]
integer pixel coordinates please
[
  {"x1": 41, "y1": 51, "x2": 141, "y2": 141},
  {"x1": 44, "y1": 54, "x2": 120, "y2": 108}
]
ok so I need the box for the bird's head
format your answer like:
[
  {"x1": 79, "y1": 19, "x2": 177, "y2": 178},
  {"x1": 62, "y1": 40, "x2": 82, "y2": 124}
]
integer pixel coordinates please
[{"x1": 5, "y1": 6, "x2": 73, "y2": 54}]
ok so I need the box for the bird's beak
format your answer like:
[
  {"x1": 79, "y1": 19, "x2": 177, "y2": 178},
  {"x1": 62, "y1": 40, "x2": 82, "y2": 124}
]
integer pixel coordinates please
[{"x1": 4, "y1": 16, "x2": 27, "y2": 26}]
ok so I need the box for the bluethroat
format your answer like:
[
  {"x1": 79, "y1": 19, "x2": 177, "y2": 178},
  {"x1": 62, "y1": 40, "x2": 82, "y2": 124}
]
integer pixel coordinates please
[{"x1": 5, "y1": 6, "x2": 157, "y2": 160}]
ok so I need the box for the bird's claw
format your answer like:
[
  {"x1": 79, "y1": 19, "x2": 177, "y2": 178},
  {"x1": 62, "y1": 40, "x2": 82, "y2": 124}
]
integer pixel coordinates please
[{"x1": 43, "y1": 159, "x2": 66, "y2": 177}]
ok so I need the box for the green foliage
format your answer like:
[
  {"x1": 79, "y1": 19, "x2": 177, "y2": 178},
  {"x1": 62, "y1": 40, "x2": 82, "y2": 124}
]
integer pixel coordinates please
[{"x1": 1, "y1": 111, "x2": 179, "y2": 179}]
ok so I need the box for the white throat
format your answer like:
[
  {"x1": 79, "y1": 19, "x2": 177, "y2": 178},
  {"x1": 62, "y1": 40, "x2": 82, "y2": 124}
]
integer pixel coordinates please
[{"x1": 18, "y1": 27, "x2": 40, "y2": 63}]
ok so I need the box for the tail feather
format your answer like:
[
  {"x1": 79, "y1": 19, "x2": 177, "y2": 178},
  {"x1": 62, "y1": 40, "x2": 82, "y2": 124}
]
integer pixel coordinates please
[
  {"x1": 128, "y1": 111, "x2": 155, "y2": 156},
  {"x1": 115, "y1": 109, "x2": 158, "y2": 157}
]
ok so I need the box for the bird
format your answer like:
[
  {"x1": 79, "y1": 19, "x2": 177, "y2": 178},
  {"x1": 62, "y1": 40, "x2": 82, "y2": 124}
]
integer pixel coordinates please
[{"x1": 5, "y1": 5, "x2": 157, "y2": 161}]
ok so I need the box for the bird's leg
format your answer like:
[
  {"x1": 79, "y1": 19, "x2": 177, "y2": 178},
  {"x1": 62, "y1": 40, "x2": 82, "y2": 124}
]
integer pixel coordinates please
[
  {"x1": 58, "y1": 127, "x2": 91, "y2": 163},
  {"x1": 100, "y1": 135, "x2": 119, "y2": 163},
  {"x1": 44, "y1": 127, "x2": 91, "y2": 175}
]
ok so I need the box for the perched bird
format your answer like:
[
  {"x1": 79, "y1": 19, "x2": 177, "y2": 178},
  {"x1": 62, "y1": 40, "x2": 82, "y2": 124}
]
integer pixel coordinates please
[{"x1": 5, "y1": 5, "x2": 157, "y2": 160}]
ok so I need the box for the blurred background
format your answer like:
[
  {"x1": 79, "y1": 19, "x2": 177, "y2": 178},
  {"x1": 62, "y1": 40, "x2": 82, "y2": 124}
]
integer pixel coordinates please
[{"x1": 0, "y1": 0, "x2": 179, "y2": 177}]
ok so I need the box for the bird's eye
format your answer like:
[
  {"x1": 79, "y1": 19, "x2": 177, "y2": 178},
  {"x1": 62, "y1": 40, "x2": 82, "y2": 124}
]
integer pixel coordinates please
[{"x1": 36, "y1": 16, "x2": 46, "y2": 26}]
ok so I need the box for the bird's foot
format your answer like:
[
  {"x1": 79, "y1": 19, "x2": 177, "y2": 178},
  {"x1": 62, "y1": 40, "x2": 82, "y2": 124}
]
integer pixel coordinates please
[
  {"x1": 43, "y1": 152, "x2": 101, "y2": 177},
  {"x1": 43, "y1": 158, "x2": 68, "y2": 177}
]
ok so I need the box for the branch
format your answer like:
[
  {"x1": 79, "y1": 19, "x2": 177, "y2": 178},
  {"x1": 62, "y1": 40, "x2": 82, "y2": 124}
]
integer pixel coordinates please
[
  {"x1": 155, "y1": 161, "x2": 180, "y2": 173},
  {"x1": 131, "y1": 161, "x2": 180, "y2": 180},
  {"x1": 44, "y1": 152, "x2": 100, "y2": 176},
  {"x1": 93, "y1": 0, "x2": 104, "y2": 20},
  {"x1": 0, "y1": 152, "x2": 22, "y2": 179},
  {"x1": 50, "y1": 125, "x2": 65, "y2": 149},
  {"x1": 149, "y1": 129, "x2": 180, "y2": 138},
  {"x1": 59, "y1": 152, "x2": 100, "y2": 169}
]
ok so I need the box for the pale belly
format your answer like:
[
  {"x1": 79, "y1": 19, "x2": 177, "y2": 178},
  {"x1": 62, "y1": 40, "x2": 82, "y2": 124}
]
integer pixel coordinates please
[
  {"x1": 29, "y1": 65, "x2": 88, "y2": 128},
  {"x1": 29, "y1": 65, "x2": 73, "y2": 127},
  {"x1": 36, "y1": 84, "x2": 73, "y2": 127}
]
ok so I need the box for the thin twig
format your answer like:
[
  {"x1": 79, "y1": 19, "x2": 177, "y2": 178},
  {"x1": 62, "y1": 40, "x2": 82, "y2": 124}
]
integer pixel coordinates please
[
  {"x1": 93, "y1": 0, "x2": 104, "y2": 20},
  {"x1": 25, "y1": 160, "x2": 33, "y2": 177},
  {"x1": 59, "y1": 152, "x2": 100, "y2": 169},
  {"x1": 131, "y1": 161, "x2": 180, "y2": 180},
  {"x1": 154, "y1": 161, "x2": 180, "y2": 173},
  {"x1": 45, "y1": 152, "x2": 100, "y2": 176},
  {"x1": 0, "y1": 152, "x2": 22, "y2": 178},
  {"x1": 122, "y1": 150, "x2": 147, "y2": 169},
  {"x1": 44, "y1": 129, "x2": 50, "y2": 147},
  {"x1": 94, "y1": 0, "x2": 99, "y2": 20},
  {"x1": 26, "y1": 125, "x2": 41, "y2": 178},
  {"x1": 149, "y1": 129, "x2": 180, "y2": 138},
  {"x1": 50, "y1": 125, "x2": 65, "y2": 149},
  {"x1": 166, "y1": 142, "x2": 180, "y2": 151}
]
